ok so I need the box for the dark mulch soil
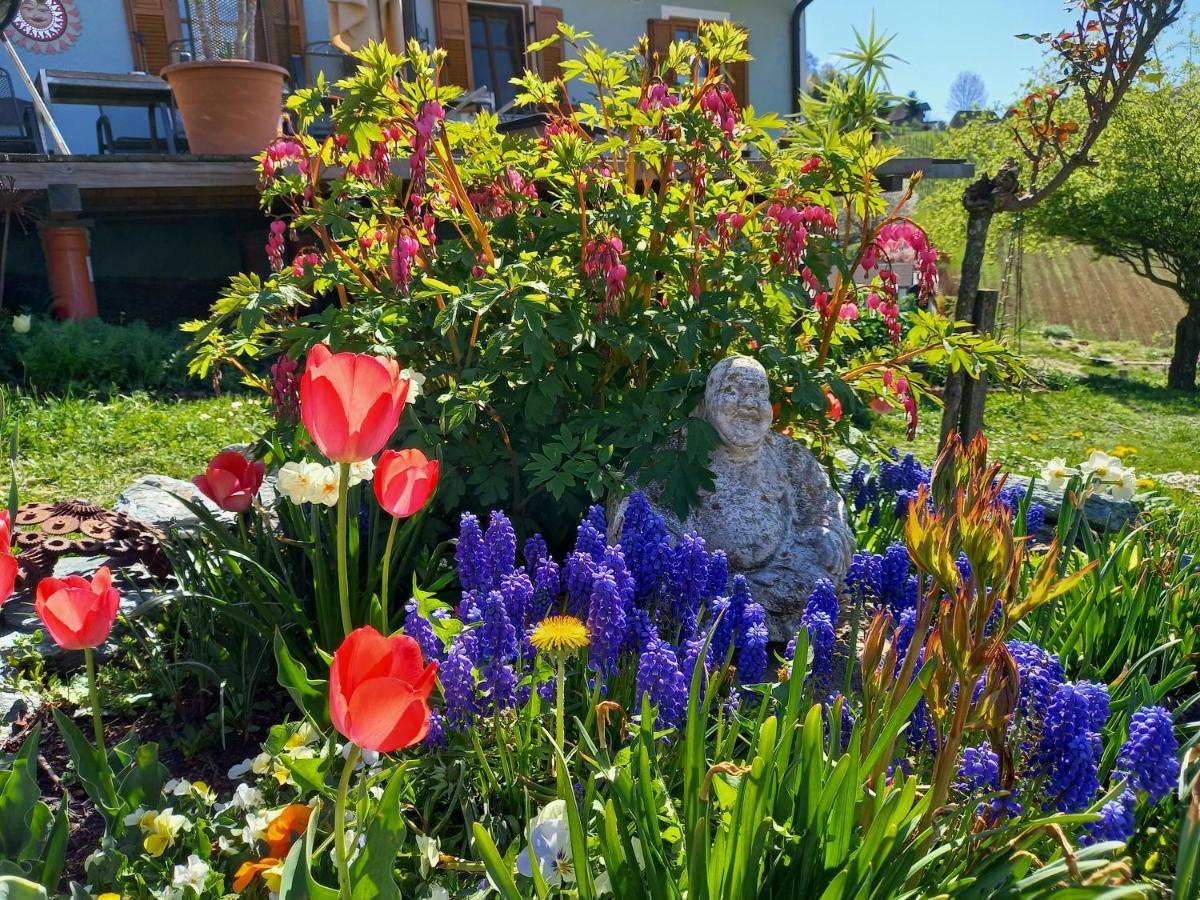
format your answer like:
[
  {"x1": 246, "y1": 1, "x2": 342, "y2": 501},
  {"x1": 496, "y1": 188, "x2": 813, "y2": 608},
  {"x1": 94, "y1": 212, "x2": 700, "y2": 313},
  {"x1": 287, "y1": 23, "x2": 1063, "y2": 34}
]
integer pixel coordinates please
[{"x1": 2, "y1": 700, "x2": 263, "y2": 885}]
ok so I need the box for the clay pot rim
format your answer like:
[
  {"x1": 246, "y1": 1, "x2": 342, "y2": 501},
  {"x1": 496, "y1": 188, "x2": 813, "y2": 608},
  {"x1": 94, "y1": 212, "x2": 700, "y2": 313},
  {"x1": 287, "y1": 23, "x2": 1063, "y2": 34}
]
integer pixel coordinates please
[{"x1": 161, "y1": 59, "x2": 290, "y2": 78}]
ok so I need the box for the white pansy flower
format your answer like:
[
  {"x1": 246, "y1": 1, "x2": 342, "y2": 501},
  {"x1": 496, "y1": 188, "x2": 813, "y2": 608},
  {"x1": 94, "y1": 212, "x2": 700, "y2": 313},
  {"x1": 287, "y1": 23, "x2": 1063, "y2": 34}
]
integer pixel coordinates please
[
  {"x1": 516, "y1": 800, "x2": 573, "y2": 885},
  {"x1": 228, "y1": 758, "x2": 254, "y2": 779},
  {"x1": 172, "y1": 854, "x2": 210, "y2": 895},
  {"x1": 1039, "y1": 457, "x2": 1076, "y2": 492},
  {"x1": 241, "y1": 810, "x2": 271, "y2": 845},
  {"x1": 123, "y1": 806, "x2": 149, "y2": 828},
  {"x1": 231, "y1": 783, "x2": 263, "y2": 811},
  {"x1": 400, "y1": 367, "x2": 426, "y2": 397},
  {"x1": 250, "y1": 752, "x2": 274, "y2": 776}
]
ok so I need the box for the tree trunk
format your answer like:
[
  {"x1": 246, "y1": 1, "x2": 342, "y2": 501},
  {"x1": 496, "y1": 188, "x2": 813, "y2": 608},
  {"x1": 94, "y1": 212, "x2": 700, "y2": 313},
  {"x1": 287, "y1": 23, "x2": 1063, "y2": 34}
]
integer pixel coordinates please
[
  {"x1": 1167, "y1": 307, "x2": 1200, "y2": 391},
  {"x1": 939, "y1": 201, "x2": 994, "y2": 447}
]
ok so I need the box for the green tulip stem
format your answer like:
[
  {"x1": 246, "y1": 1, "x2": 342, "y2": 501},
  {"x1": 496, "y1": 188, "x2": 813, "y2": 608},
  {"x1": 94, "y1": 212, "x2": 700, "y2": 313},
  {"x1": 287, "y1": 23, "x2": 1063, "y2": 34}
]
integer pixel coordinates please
[
  {"x1": 84, "y1": 647, "x2": 105, "y2": 752},
  {"x1": 379, "y1": 516, "x2": 399, "y2": 632},
  {"x1": 335, "y1": 743, "x2": 361, "y2": 899},
  {"x1": 555, "y1": 652, "x2": 567, "y2": 761},
  {"x1": 336, "y1": 462, "x2": 352, "y2": 636}
]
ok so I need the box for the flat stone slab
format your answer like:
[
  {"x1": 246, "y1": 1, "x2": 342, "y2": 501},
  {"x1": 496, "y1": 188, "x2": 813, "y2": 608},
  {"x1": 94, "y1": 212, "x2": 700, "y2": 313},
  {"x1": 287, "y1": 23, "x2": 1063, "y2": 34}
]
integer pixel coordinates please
[{"x1": 114, "y1": 472, "x2": 276, "y2": 535}]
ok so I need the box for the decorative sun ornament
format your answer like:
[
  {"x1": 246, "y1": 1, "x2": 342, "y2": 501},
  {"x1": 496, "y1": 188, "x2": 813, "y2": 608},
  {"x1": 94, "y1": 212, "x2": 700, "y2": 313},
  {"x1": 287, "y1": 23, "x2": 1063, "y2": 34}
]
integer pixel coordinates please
[{"x1": 11, "y1": 0, "x2": 80, "y2": 54}]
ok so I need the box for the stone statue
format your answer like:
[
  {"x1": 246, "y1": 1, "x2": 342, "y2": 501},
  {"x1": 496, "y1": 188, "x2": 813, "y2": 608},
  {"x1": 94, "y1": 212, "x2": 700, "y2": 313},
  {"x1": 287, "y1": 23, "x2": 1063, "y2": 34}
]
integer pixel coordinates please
[{"x1": 616, "y1": 355, "x2": 855, "y2": 642}]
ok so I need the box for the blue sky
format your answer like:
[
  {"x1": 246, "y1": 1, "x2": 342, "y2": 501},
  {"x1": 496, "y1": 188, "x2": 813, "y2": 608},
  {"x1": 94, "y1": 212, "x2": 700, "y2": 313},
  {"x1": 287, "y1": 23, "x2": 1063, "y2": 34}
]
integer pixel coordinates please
[{"x1": 805, "y1": 1, "x2": 1187, "y2": 118}]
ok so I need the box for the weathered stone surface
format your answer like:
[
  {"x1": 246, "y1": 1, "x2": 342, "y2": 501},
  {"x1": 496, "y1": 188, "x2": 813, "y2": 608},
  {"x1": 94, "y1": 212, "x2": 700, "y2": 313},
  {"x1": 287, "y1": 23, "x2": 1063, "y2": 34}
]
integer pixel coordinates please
[
  {"x1": 1004, "y1": 474, "x2": 1139, "y2": 532},
  {"x1": 114, "y1": 472, "x2": 276, "y2": 534},
  {"x1": 0, "y1": 689, "x2": 41, "y2": 740},
  {"x1": 614, "y1": 355, "x2": 855, "y2": 643}
]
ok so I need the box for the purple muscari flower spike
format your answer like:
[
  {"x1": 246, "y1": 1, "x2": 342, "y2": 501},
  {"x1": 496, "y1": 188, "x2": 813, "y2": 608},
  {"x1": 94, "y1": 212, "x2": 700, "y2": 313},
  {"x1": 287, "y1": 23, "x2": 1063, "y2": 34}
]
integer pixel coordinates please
[
  {"x1": 845, "y1": 551, "x2": 882, "y2": 603},
  {"x1": 479, "y1": 659, "x2": 517, "y2": 712},
  {"x1": 626, "y1": 607, "x2": 656, "y2": 654},
  {"x1": 805, "y1": 578, "x2": 840, "y2": 623},
  {"x1": 456, "y1": 512, "x2": 488, "y2": 593},
  {"x1": 710, "y1": 597, "x2": 735, "y2": 666},
  {"x1": 737, "y1": 601, "x2": 769, "y2": 684},
  {"x1": 894, "y1": 607, "x2": 918, "y2": 662},
  {"x1": 955, "y1": 742, "x2": 1022, "y2": 818},
  {"x1": 485, "y1": 511, "x2": 517, "y2": 585},
  {"x1": 669, "y1": 532, "x2": 710, "y2": 626},
  {"x1": 618, "y1": 491, "x2": 672, "y2": 602},
  {"x1": 1075, "y1": 681, "x2": 1111, "y2": 733},
  {"x1": 423, "y1": 709, "x2": 447, "y2": 749},
  {"x1": 575, "y1": 518, "x2": 607, "y2": 561},
  {"x1": 537, "y1": 677, "x2": 557, "y2": 703},
  {"x1": 500, "y1": 571, "x2": 535, "y2": 640},
  {"x1": 524, "y1": 533, "x2": 549, "y2": 571},
  {"x1": 586, "y1": 503, "x2": 607, "y2": 535},
  {"x1": 442, "y1": 634, "x2": 478, "y2": 729},
  {"x1": 900, "y1": 575, "x2": 919, "y2": 612},
  {"x1": 955, "y1": 552, "x2": 972, "y2": 586},
  {"x1": 1034, "y1": 683, "x2": 1102, "y2": 813},
  {"x1": 403, "y1": 600, "x2": 444, "y2": 663},
  {"x1": 801, "y1": 609, "x2": 835, "y2": 679},
  {"x1": 1117, "y1": 705, "x2": 1179, "y2": 802},
  {"x1": 564, "y1": 551, "x2": 596, "y2": 619},
  {"x1": 784, "y1": 635, "x2": 797, "y2": 661},
  {"x1": 879, "y1": 543, "x2": 910, "y2": 611},
  {"x1": 1025, "y1": 503, "x2": 1046, "y2": 535},
  {"x1": 1007, "y1": 640, "x2": 1065, "y2": 721},
  {"x1": 603, "y1": 544, "x2": 636, "y2": 611},
  {"x1": 480, "y1": 590, "x2": 518, "y2": 663},
  {"x1": 680, "y1": 632, "x2": 711, "y2": 688},
  {"x1": 822, "y1": 693, "x2": 853, "y2": 750},
  {"x1": 532, "y1": 556, "x2": 561, "y2": 614},
  {"x1": 1082, "y1": 789, "x2": 1137, "y2": 846},
  {"x1": 456, "y1": 589, "x2": 482, "y2": 624},
  {"x1": 586, "y1": 565, "x2": 626, "y2": 673},
  {"x1": 636, "y1": 635, "x2": 688, "y2": 729},
  {"x1": 706, "y1": 550, "x2": 729, "y2": 599}
]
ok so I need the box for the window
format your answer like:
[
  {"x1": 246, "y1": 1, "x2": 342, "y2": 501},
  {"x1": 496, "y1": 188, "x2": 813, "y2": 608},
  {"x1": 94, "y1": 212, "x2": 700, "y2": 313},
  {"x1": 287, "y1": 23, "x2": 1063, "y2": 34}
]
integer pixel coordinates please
[{"x1": 468, "y1": 3, "x2": 524, "y2": 109}]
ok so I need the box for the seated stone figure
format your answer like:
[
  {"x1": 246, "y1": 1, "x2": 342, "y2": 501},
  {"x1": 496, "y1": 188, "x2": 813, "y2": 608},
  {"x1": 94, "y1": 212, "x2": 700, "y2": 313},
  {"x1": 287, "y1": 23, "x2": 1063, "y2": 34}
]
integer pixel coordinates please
[{"x1": 614, "y1": 355, "x2": 855, "y2": 642}]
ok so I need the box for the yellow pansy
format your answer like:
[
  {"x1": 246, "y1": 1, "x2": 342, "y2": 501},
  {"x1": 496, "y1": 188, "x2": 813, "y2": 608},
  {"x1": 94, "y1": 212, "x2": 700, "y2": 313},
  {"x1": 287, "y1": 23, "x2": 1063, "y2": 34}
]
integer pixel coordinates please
[{"x1": 139, "y1": 809, "x2": 189, "y2": 857}]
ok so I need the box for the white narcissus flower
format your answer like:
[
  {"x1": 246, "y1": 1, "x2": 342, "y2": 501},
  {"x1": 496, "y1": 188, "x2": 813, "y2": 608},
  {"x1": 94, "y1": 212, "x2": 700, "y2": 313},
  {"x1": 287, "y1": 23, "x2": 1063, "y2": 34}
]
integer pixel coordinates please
[
  {"x1": 516, "y1": 800, "x2": 574, "y2": 885},
  {"x1": 172, "y1": 854, "x2": 210, "y2": 895},
  {"x1": 400, "y1": 367, "x2": 426, "y2": 396},
  {"x1": 348, "y1": 458, "x2": 376, "y2": 487},
  {"x1": 1039, "y1": 457, "x2": 1076, "y2": 492},
  {"x1": 310, "y1": 465, "x2": 342, "y2": 506},
  {"x1": 1079, "y1": 450, "x2": 1122, "y2": 482},
  {"x1": 276, "y1": 461, "x2": 327, "y2": 505},
  {"x1": 11, "y1": 314, "x2": 31, "y2": 334},
  {"x1": 1107, "y1": 467, "x2": 1137, "y2": 501}
]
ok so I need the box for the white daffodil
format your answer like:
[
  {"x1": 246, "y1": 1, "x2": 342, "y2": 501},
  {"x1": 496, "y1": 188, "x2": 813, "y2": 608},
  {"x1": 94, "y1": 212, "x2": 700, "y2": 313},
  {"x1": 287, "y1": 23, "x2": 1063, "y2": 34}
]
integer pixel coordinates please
[
  {"x1": 1039, "y1": 457, "x2": 1076, "y2": 492},
  {"x1": 516, "y1": 800, "x2": 574, "y2": 885},
  {"x1": 1079, "y1": 450, "x2": 1122, "y2": 482},
  {"x1": 400, "y1": 367, "x2": 426, "y2": 397},
  {"x1": 310, "y1": 465, "x2": 342, "y2": 507},
  {"x1": 276, "y1": 461, "x2": 327, "y2": 505},
  {"x1": 348, "y1": 458, "x2": 376, "y2": 487},
  {"x1": 1107, "y1": 466, "x2": 1137, "y2": 501},
  {"x1": 172, "y1": 854, "x2": 210, "y2": 895}
]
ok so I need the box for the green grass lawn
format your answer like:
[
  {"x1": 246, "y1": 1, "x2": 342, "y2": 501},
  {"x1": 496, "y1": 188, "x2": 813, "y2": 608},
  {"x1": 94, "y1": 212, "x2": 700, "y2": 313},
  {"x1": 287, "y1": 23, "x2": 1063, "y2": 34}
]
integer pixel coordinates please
[
  {"x1": 0, "y1": 392, "x2": 270, "y2": 507},
  {"x1": 876, "y1": 332, "x2": 1200, "y2": 510}
]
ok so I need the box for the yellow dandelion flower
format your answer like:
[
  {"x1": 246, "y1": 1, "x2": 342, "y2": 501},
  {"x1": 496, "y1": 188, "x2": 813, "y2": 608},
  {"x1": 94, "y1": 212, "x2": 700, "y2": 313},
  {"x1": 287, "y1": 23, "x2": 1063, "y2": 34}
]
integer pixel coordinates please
[
  {"x1": 1136, "y1": 477, "x2": 1155, "y2": 489},
  {"x1": 530, "y1": 616, "x2": 590, "y2": 654},
  {"x1": 1069, "y1": 431, "x2": 1084, "y2": 439},
  {"x1": 98, "y1": 894, "x2": 121, "y2": 900},
  {"x1": 1028, "y1": 433, "x2": 1041, "y2": 442}
]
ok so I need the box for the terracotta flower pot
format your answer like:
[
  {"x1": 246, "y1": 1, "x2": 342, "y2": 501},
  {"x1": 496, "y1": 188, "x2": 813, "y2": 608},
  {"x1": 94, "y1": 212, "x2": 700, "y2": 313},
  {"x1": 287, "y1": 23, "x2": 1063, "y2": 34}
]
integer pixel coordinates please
[{"x1": 162, "y1": 59, "x2": 288, "y2": 156}]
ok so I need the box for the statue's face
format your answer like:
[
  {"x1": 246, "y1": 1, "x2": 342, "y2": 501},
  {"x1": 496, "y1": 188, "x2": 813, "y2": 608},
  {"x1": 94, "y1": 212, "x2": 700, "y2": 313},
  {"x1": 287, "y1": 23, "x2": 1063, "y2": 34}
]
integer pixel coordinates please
[{"x1": 711, "y1": 363, "x2": 772, "y2": 449}]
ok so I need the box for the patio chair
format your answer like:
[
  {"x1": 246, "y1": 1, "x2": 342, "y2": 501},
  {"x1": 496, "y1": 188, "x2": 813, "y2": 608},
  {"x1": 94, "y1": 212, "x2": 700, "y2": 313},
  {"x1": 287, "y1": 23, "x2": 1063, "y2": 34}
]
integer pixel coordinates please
[
  {"x1": 96, "y1": 105, "x2": 188, "y2": 155},
  {"x1": 0, "y1": 68, "x2": 41, "y2": 153}
]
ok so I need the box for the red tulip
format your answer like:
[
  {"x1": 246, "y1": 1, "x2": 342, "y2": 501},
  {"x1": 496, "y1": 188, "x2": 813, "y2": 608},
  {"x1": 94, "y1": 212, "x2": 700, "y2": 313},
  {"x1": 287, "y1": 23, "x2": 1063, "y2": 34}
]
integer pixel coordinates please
[
  {"x1": 374, "y1": 449, "x2": 439, "y2": 519},
  {"x1": 193, "y1": 450, "x2": 266, "y2": 513},
  {"x1": 329, "y1": 626, "x2": 436, "y2": 752},
  {"x1": 0, "y1": 511, "x2": 16, "y2": 607},
  {"x1": 300, "y1": 344, "x2": 410, "y2": 464},
  {"x1": 823, "y1": 388, "x2": 843, "y2": 422},
  {"x1": 35, "y1": 566, "x2": 121, "y2": 651}
]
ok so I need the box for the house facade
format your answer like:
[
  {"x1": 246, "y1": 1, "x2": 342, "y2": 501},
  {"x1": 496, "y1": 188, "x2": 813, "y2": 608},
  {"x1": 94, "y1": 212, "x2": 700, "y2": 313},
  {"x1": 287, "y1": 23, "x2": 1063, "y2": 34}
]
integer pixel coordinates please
[{"x1": 3, "y1": 0, "x2": 805, "y2": 154}]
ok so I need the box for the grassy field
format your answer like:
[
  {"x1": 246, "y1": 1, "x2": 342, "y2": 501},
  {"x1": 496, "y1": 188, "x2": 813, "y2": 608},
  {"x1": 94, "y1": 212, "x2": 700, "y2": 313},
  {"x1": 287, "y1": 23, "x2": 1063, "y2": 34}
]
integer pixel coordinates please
[
  {"x1": 876, "y1": 332, "x2": 1200, "y2": 509},
  {"x1": 0, "y1": 392, "x2": 270, "y2": 507}
]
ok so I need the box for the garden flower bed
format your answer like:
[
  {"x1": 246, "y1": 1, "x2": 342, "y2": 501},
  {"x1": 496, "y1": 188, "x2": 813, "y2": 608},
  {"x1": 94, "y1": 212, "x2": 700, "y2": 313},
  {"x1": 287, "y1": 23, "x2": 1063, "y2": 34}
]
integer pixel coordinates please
[{"x1": 1, "y1": 20, "x2": 1197, "y2": 900}]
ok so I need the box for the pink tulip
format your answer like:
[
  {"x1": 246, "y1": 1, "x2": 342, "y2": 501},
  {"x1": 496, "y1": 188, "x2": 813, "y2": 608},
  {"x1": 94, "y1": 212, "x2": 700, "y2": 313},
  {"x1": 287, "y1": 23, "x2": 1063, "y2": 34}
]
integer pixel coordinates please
[
  {"x1": 374, "y1": 449, "x2": 439, "y2": 519},
  {"x1": 35, "y1": 567, "x2": 120, "y2": 651},
  {"x1": 193, "y1": 450, "x2": 265, "y2": 513},
  {"x1": 299, "y1": 344, "x2": 410, "y2": 464}
]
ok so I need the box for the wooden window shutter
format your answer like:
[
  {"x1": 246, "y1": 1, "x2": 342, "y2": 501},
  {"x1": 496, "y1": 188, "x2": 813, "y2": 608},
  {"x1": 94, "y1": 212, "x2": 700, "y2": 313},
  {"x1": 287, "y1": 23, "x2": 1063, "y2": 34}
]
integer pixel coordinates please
[
  {"x1": 260, "y1": 0, "x2": 307, "y2": 69},
  {"x1": 434, "y1": 0, "x2": 473, "y2": 90},
  {"x1": 123, "y1": 0, "x2": 181, "y2": 75},
  {"x1": 647, "y1": 18, "x2": 673, "y2": 66},
  {"x1": 533, "y1": 7, "x2": 564, "y2": 80}
]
